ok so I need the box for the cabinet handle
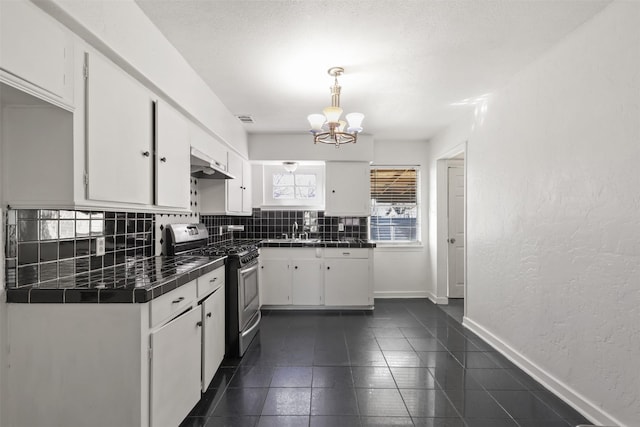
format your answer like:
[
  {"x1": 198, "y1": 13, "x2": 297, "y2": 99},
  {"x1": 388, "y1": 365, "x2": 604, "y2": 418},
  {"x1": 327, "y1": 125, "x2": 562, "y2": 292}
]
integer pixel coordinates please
[
  {"x1": 142, "y1": 151, "x2": 150, "y2": 157},
  {"x1": 207, "y1": 312, "x2": 212, "y2": 318},
  {"x1": 196, "y1": 321, "x2": 202, "y2": 328},
  {"x1": 294, "y1": 266, "x2": 298, "y2": 269},
  {"x1": 209, "y1": 277, "x2": 218, "y2": 283},
  {"x1": 343, "y1": 252, "x2": 350, "y2": 256},
  {"x1": 160, "y1": 157, "x2": 167, "y2": 162},
  {"x1": 172, "y1": 297, "x2": 185, "y2": 304}
]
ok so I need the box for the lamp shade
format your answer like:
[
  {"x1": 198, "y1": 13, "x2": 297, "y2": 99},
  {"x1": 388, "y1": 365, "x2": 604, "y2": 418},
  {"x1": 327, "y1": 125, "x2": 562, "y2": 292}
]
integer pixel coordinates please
[
  {"x1": 346, "y1": 112, "x2": 364, "y2": 132},
  {"x1": 283, "y1": 161, "x2": 298, "y2": 173},
  {"x1": 307, "y1": 114, "x2": 325, "y2": 132},
  {"x1": 323, "y1": 106, "x2": 343, "y2": 123}
]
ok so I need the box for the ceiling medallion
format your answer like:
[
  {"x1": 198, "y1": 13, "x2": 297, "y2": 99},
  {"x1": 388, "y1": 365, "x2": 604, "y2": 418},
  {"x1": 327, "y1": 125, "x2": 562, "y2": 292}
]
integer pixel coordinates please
[{"x1": 307, "y1": 67, "x2": 364, "y2": 148}]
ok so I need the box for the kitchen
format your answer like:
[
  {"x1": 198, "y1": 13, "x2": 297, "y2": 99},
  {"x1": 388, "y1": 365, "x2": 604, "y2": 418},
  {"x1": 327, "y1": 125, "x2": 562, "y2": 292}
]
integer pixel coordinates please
[{"x1": 0, "y1": 1, "x2": 638, "y2": 427}]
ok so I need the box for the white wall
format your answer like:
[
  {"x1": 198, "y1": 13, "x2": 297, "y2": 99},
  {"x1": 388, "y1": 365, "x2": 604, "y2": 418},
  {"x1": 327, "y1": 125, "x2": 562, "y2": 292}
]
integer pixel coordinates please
[
  {"x1": 35, "y1": 0, "x2": 248, "y2": 157},
  {"x1": 249, "y1": 133, "x2": 374, "y2": 162},
  {"x1": 373, "y1": 139, "x2": 430, "y2": 298},
  {"x1": 430, "y1": 2, "x2": 640, "y2": 425}
]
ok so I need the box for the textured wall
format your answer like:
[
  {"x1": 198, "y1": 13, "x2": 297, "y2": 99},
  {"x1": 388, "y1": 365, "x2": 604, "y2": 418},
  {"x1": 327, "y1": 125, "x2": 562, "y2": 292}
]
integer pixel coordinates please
[{"x1": 455, "y1": 2, "x2": 639, "y2": 425}]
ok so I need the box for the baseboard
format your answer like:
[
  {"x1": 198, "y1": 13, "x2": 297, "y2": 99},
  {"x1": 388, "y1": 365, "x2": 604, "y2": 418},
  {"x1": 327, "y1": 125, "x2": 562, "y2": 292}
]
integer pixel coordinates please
[
  {"x1": 374, "y1": 291, "x2": 429, "y2": 299},
  {"x1": 463, "y1": 316, "x2": 624, "y2": 427},
  {"x1": 426, "y1": 291, "x2": 448, "y2": 305}
]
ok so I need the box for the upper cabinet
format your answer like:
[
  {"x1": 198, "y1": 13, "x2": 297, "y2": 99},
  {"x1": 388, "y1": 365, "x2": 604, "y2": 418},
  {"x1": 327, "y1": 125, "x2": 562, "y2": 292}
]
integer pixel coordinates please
[
  {"x1": 155, "y1": 101, "x2": 190, "y2": 209},
  {"x1": 85, "y1": 52, "x2": 153, "y2": 206},
  {"x1": 0, "y1": 1, "x2": 73, "y2": 105},
  {"x1": 325, "y1": 161, "x2": 371, "y2": 216},
  {"x1": 199, "y1": 151, "x2": 252, "y2": 216}
]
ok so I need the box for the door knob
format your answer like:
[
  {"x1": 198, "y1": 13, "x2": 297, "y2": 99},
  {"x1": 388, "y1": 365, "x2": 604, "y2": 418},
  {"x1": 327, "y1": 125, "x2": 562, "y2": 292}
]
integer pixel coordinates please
[{"x1": 448, "y1": 238, "x2": 456, "y2": 244}]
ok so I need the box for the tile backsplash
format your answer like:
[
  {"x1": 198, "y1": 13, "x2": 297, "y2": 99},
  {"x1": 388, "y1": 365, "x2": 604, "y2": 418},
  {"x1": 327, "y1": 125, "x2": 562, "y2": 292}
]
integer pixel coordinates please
[
  {"x1": 5, "y1": 209, "x2": 154, "y2": 288},
  {"x1": 201, "y1": 208, "x2": 368, "y2": 242}
]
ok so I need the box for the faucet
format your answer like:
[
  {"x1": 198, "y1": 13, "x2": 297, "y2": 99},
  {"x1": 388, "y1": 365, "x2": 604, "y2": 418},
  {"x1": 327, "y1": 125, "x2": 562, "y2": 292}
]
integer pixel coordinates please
[{"x1": 292, "y1": 221, "x2": 298, "y2": 239}]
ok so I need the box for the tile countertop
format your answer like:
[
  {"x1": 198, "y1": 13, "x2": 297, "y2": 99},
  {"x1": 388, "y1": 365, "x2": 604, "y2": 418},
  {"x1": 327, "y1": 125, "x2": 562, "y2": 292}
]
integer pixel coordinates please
[
  {"x1": 258, "y1": 239, "x2": 376, "y2": 248},
  {"x1": 6, "y1": 255, "x2": 226, "y2": 304}
]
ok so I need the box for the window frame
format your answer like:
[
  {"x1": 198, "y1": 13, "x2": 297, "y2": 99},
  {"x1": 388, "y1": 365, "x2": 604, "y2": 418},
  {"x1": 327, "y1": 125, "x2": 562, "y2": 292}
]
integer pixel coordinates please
[
  {"x1": 369, "y1": 165, "x2": 421, "y2": 245},
  {"x1": 263, "y1": 164, "x2": 325, "y2": 208}
]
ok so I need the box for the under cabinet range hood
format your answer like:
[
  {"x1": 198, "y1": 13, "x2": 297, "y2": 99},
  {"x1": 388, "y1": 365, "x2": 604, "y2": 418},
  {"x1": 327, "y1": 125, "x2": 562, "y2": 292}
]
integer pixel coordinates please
[{"x1": 190, "y1": 147, "x2": 235, "y2": 179}]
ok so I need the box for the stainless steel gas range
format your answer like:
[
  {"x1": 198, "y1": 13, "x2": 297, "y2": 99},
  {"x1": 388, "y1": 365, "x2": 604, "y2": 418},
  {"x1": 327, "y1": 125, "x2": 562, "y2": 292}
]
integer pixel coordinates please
[{"x1": 165, "y1": 223, "x2": 261, "y2": 357}]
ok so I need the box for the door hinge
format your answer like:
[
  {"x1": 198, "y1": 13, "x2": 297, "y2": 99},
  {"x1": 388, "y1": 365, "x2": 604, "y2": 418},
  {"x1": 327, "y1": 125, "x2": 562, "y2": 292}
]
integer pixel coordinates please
[
  {"x1": 83, "y1": 172, "x2": 89, "y2": 186},
  {"x1": 83, "y1": 62, "x2": 89, "y2": 80}
]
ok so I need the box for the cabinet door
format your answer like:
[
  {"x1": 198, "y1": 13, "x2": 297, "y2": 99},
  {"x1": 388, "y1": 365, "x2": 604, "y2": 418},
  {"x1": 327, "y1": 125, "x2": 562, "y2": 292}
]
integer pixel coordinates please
[
  {"x1": 202, "y1": 285, "x2": 225, "y2": 391},
  {"x1": 156, "y1": 101, "x2": 190, "y2": 209},
  {"x1": 325, "y1": 162, "x2": 371, "y2": 216},
  {"x1": 227, "y1": 151, "x2": 244, "y2": 213},
  {"x1": 0, "y1": 1, "x2": 71, "y2": 101},
  {"x1": 241, "y1": 158, "x2": 252, "y2": 214},
  {"x1": 150, "y1": 306, "x2": 202, "y2": 427},
  {"x1": 260, "y1": 259, "x2": 291, "y2": 305},
  {"x1": 292, "y1": 259, "x2": 323, "y2": 306},
  {"x1": 86, "y1": 52, "x2": 153, "y2": 205},
  {"x1": 324, "y1": 258, "x2": 371, "y2": 306}
]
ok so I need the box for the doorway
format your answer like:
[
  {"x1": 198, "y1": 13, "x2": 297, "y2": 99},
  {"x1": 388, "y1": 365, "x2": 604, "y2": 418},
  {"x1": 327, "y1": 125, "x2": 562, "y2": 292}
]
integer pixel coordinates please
[{"x1": 447, "y1": 159, "x2": 465, "y2": 299}]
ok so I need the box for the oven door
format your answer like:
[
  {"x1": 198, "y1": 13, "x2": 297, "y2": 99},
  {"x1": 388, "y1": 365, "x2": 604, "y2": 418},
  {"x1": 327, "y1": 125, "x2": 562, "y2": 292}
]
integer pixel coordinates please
[{"x1": 237, "y1": 259, "x2": 260, "y2": 332}]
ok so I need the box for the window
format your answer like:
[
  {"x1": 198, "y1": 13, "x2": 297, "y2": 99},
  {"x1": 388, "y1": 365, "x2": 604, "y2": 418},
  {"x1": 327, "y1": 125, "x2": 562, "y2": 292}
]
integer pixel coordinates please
[
  {"x1": 370, "y1": 167, "x2": 419, "y2": 242},
  {"x1": 263, "y1": 164, "x2": 325, "y2": 208}
]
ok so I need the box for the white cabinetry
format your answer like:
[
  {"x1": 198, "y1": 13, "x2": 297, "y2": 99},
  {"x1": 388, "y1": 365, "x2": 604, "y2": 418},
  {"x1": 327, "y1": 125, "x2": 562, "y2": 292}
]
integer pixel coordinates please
[
  {"x1": 260, "y1": 258, "x2": 291, "y2": 305},
  {"x1": 85, "y1": 51, "x2": 153, "y2": 205},
  {"x1": 6, "y1": 276, "x2": 227, "y2": 427},
  {"x1": 292, "y1": 259, "x2": 324, "y2": 306},
  {"x1": 150, "y1": 306, "x2": 202, "y2": 427},
  {"x1": 324, "y1": 248, "x2": 373, "y2": 306},
  {"x1": 155, "y1": 101, "x2": 190, "y2": 209},
  {"x1": 325, "y1": 161, "x2": 371, "y2": 216},
  {"x1": 261, "y1": 248, "x2": 323, "y2": 307},
  {"x1": 200, "y1": 150, "x2": 252, "y2": 215},
  {"x1": 0, "y1": 0, "x2": 74, "y2": 104}
]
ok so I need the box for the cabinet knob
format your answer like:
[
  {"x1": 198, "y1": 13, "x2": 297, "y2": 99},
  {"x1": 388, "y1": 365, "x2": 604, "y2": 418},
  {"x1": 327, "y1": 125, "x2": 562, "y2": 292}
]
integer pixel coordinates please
[
  {"x1": 327, "y1": 266, "x2": 330, "y2": 270},
  {"x1": 142, "y1": 151, "x2": 150, "y2": 157},
  {"x1": 206, "y1": 312, "x2": 212, "y2": 318},
  {"x1": 160, "y1": 157, "x2": 167, "y2": 162},
  {"x1": 261, "y1": 266, "x2": 264, "y2": 269},
  {"x1": 332, "y1": 190, "x2": 336, "y2": 193},
  {"x1": 294, "y1": 266, "x2": 298, "y2": 269},
  {"x1": 196, "y1": 321, "x2": 202, "y2": 328}
]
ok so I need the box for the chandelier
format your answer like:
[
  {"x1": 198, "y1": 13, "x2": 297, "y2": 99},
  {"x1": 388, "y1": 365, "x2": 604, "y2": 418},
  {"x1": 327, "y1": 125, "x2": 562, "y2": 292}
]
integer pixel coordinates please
[{"x1": 307, "y1": 67, "x2": 364, "y2": 148}]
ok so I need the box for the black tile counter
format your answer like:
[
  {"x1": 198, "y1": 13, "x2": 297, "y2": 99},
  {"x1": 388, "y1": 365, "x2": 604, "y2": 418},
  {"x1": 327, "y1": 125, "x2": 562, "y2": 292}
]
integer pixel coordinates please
[
  {"x1": 6, "y1": 255, "x2": 226, "y2": 304},
  {"x1": 258, "y1": 239, "x2": 376, "y2": 248}
]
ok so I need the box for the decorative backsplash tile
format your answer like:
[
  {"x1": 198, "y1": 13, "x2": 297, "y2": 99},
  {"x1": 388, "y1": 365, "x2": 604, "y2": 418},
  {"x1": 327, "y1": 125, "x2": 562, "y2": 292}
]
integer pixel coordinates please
[{"x1": 5, "y1": 209, "x2": 154, "y2": 288}]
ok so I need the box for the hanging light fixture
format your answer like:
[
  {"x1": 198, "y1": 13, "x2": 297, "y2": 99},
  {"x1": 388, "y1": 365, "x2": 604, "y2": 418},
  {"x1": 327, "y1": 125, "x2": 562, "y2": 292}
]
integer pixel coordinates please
[
  {"x1": 307, "y1": 67, "x2": 364, "y2": 148},
  {"x1": 282, "y1": 161, "x2": 298, "y2": 173}
]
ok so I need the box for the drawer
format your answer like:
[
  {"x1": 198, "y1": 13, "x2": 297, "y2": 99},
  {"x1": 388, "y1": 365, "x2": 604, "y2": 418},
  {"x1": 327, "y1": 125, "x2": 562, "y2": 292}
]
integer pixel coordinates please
[
  {"x1": 197, "y1": 266, "x2": 225, "y2": 299},
  {"x1": 150, "y1": 280, "x2": 197, "y2": 328},
  {"x1": 324, "y1": 248, "x2": 369, "y2": 259}
]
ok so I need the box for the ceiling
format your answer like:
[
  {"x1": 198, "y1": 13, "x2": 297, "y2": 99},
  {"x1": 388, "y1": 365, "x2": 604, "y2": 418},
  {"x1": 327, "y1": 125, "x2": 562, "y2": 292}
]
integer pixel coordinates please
[{"x1": 135, "y1": 0, "x2": 610, "y2": 141}]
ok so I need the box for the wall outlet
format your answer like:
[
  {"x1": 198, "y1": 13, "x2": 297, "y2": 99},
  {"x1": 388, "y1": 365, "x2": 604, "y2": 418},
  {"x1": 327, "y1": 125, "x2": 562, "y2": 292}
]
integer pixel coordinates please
[
  {"x1": 338, "y1": 223, "x2": 345, "y2": 232},
  {"x1": 219, "y1": 226, "x2": 223, "y2": 236},
  {"x1": 95, "y1": 237, "x2": 106, "y2": 256}
]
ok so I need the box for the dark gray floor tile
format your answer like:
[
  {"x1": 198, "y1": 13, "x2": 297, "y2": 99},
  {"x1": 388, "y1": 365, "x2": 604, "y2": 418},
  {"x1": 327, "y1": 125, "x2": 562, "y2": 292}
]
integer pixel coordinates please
[
  {"x1": 312, "y1": 366, "x2": 354, "y2": 388},
  {"x1": 448, "y1": 351, "x2": 500, "y2": 369},
  {"x1": 408, "y1": 337, "x2": 448, "y2": 352},
  {"x1": 310, "y1": 415, "x2": 362, "y2": 427},
  {"x1": 212, "y1": 388, "x2": 269, "y2": 416},
  {"x1": 204, "y1": 416, "x2": 259, "y2": 427},
  {"x1": 462, "y1": 418, "x2": 518, "y2": 427},
  {"x1": 349, "y1": 349, "x2": 387, "y2": 366},
  {"x1": 429, "y1": 365, "x2": 482, "y2": 390},
  {"x1": 390, "y1": 367, "x2": 437, "y2": 389},
  {"x1": 467, "y1": 369, "x2": 528, "y2": 391},
  {"x1": 489, "y1": 390, "x2": 561, "y2": 420},
  {"x1": 399, "y1": 388, "x2": 459, "y2": 418},
  {"x1": 207, "y1": 367, "x2": 237, "y2": 390},
  {"x1": 532, "y1": 390, "x2": 587, "y2": 420},
  {"x1": 270, "y1": 367, "x2": 313, "y2": 387},
  {"x1": 314, "y1": 349, "x2": 350, "y2": 366},
  {"x1": 261, "y1": 388, "x2": 311, "y2": 416},
  {"x1": 346, "y1": 337, "x2": 382, "y2": 352},
  {"x1": 516, "y1": 420, "x2": 571, "y2": 427},
  {"x1": 399, "y1": 327, "x2": 434, "y2": 338},
  {"x1": 377, "y1": 337, "x2": 414, "y2": 351},
  {"x1": 411, "y1": 417, "x2": 465, "y2": 426},
  {"x1": 229, "y1": 366, "x2": 275, "y2": 388},
  {"x1": 256, "y1": 415, "x2": 309, "y2": 427},
  {"x1": 446, "y1": 389, "x2": 511, "y2": 419},
  {"x1": 311, "y1": 387, "x2": 359, "y2": 415},
  {"x1": 360, "y1": 416, "x2": 414, "y2": 426},
  {"x1": 189, "y1": 388, "x2": 227, "y2": 417},
  {"x1": 179, "y1": 416, "x2": 208, "y2": 427},
  {"x1": 352, "y1": 366, "x2": 397, "y2": 388},
  {"x1": 416, "y1": 351, "x2": 462, "y2": 368},
  {"x1": 371, "y1": 327, "x2": 404, "y2": 338},
  {"x1": 383, "y1": 350, "x2": 428, "y2": 367},
  {"x1": 356, "y1": 388, "x2": 410, "y2": 416}
]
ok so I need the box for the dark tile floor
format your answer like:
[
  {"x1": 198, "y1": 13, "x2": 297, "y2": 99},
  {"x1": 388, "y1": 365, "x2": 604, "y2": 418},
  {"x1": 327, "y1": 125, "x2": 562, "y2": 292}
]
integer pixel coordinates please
[{"x1": 180, "y1": 299, "x2": 592, "y2": 427}]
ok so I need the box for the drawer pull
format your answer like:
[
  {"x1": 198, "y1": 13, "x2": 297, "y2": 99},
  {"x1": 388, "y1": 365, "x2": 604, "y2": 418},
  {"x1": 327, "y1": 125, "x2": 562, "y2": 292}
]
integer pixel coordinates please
[
  {"x1": 172, "y1": 297, "x2": 185, "y2": 304},
  {"x1": 209, "y1": 277, "x2": 218, "y2": 283},
  {"x1": 207, "y1": 312, "x2": 212, "y2": 318},
  {"x1": 342, "y1": 252, "x2": 350, "y2": 256}
]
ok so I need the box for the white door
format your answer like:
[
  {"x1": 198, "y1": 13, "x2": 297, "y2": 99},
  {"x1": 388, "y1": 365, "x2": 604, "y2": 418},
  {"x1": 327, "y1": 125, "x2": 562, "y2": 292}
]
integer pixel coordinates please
[
  {"x1": 292, "y1": 259, "x2": 323, "y2": 306},
  {"x1": 202, "y1": 285, "x2": 225, "y2": 391},
  {"x1": 324, "y1": 259, "x2": 371, "y2": 306},
  {"x1": 227, "y1": 151, "x2": 244, "y2": 213},
  {"x1": 447, "y1": 165, "x2": 465, "y2": 298},
  {"x1": 260, "y1": 259, "x2": 291, "y2": 305}
]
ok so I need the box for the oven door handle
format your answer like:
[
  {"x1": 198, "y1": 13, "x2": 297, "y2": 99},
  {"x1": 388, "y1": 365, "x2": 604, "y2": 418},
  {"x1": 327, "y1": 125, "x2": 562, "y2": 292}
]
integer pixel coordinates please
[{"x1": 241, "y1": 262, "x2": 259, "y2": 275}]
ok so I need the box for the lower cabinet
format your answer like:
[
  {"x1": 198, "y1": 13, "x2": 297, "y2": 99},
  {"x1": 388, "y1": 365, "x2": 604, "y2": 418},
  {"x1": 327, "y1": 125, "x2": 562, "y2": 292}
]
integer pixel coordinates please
[
  {"x1": 6, "y1": 278, "x2": 226, "y2": 427},
  {"x1": 260, "y1": 247, "x2": 372, "y2": 308},
  {"x1": 150, "y1": 306, "x2": 202, "y2": 427}
]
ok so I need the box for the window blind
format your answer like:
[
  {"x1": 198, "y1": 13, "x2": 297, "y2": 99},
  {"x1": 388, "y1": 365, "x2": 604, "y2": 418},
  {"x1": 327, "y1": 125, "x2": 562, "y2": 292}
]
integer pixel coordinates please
[{"x1": 370, "y1": 167, "x2": 419, "y2": 242}]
